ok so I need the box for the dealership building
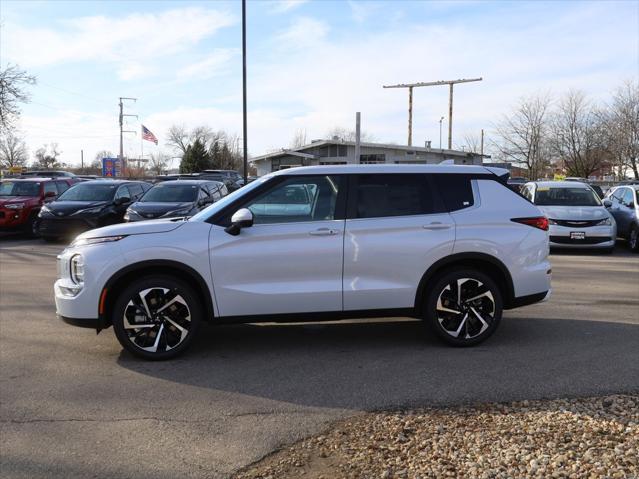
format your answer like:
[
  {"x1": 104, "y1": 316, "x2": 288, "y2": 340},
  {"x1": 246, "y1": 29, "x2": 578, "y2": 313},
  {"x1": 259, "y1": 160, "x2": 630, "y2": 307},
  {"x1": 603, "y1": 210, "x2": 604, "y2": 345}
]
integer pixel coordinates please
[{"x1": 251, "y1": 139, "x2": 487, "y2": 176}]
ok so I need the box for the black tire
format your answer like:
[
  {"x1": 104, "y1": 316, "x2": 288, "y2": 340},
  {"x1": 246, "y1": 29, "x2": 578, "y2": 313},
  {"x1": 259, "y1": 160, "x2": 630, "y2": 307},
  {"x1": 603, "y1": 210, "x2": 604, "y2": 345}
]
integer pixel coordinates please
[
  {"x1": 629, "y1": 225, "x2": 639, "y2": 253},
  {"x1": 23, "y1": 213, "x2": 40, "y2": 238},
  {"x1": 423, "y1": 268, "x2": 503, "y2": 347},
  {"x1": 112, "y1": 275, "x2": 202, "y2": 360}
]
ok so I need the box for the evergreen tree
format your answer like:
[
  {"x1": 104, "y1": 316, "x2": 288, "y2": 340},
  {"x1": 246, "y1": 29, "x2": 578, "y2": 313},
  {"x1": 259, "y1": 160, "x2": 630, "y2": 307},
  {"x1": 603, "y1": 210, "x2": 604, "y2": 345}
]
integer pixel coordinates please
[{"x1": 180, "y1": 139, "x2": 211, "y2": 173}]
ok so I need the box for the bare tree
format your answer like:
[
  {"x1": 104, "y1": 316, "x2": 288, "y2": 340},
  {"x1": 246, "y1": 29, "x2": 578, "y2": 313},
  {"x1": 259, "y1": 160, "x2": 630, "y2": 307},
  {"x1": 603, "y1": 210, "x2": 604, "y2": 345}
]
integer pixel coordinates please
[
  {"x1": 166, "y1": 125, "x2": 191, "y2": 155},
  {"x1": 32, "y1": 143, "x2": 62, "y2": 169},
  {"x1": 290, "y1": 128, "x2": 307, "y2": 148},
  {"x1": 0, "y1": 64, "x2": 36, "y2": 132},
  {"x1": 94, "y1": 150, "x2": 115, "y2": 161},
  {"x1": 603, "y1": 80, "x2": 639, "y2": 179},
  {"x1": 148, "y1": 152, "x2": 170, "y2": 175},
  {"x1": 325, "y1": 126, "x2": 375, "y2": 142},
  {"x1": 0, "y1": 131, "x2": 28, "y2": 168},
  {"x1": 550, "y1": 90, "x2": 607, "y2": 178},
  {"x1": 493, "y1": 93, "x2": 552, "y2": 180},
  {"x1": 458, "y1": 133, "x2": 482, "y2": 154}
]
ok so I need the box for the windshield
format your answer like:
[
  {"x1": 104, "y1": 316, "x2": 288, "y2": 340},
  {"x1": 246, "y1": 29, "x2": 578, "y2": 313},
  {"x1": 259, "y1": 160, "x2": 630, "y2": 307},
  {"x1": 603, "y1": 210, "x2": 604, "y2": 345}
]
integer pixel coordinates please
[
  {"x1": 141, "y1": 184, "x2": 198, "y2": 203},
  {"x1": 59, "y1": 183, "x2": 117, "y2": 201},
  {"x1": 0, "y1": 181, "x2": 40, "y2": 197},
  {"x1": 534, "y1": 186, "x2": 601, "y2": 206},
  {"x1": 190, "y1": 175, "x2": 270, "y2": 222}
]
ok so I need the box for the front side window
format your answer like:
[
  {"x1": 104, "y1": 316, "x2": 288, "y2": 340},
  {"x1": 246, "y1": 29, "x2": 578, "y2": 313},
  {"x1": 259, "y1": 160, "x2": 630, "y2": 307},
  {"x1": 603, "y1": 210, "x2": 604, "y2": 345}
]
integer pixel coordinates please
[
  {"x1": 244, "y1": 175, "x2": 342, "y2": 224},
  {"x1": 622, "y1": 188, "x2": 635, "y2": 207},
  {"x1": 115, "y1": 186, "x2": 131, "y2": 200},
  {"x1": 355, "y1": 174, "x2": 436, "y2": 219},
  {"x1": 534, "y1": 187, "x2": 601, "y2": 206}
]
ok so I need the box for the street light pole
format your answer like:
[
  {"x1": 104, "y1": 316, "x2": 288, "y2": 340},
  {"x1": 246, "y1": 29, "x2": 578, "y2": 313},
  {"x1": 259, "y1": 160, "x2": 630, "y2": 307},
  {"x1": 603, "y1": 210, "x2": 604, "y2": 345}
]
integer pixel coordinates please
[
  {"x1": 241, "y1": 0, "x2": 248, "y2": 183},
  {"x1": 439, "y1": 116, "x2": 444, "y2": 150}
]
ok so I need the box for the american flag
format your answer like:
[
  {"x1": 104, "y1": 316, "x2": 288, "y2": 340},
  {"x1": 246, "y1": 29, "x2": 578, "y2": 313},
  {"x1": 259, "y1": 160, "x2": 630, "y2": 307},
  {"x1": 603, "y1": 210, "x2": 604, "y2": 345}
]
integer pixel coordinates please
[{"x1": 141, "y1": 125, "x2": 158, "y2": 145}]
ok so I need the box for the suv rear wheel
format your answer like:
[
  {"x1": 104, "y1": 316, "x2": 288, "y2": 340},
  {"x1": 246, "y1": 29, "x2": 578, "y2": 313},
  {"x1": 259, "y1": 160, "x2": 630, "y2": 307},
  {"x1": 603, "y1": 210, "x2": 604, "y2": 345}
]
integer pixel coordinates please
[
  {"x1": 112, "y1": 275, "x2": 202, "y2": 360},
  {"x1": 424, "y1": 269, "x2": 502, "y2": 346}
]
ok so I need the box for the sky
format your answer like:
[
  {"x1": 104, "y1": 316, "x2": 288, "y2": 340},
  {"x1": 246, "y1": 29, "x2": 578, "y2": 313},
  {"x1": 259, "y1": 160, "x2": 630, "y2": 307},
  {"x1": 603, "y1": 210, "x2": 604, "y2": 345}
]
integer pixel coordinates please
[{"x1": 1, "y1": 0, "x2": 638, "y2": 167}]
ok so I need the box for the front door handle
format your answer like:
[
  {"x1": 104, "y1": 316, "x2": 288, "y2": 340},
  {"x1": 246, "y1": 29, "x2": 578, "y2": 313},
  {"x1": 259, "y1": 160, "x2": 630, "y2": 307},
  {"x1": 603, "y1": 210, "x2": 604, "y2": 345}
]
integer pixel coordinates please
[
  {"x1": 423, "y1": 222, "x2": 452, "y2": 230},
  {"x1": 309, "y1": 228, "x2": 338, "y2": 236}
]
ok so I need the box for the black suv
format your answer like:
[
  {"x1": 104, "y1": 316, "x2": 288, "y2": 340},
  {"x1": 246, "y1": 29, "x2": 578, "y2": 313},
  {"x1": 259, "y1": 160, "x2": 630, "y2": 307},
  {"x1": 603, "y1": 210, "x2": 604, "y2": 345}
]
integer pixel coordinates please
[
  {"x1": 124, "y1": 180, "x2": 226, "y2": 222},
  {"x1": 38, "y1": 180, "x2": 150, "y2": 241}
]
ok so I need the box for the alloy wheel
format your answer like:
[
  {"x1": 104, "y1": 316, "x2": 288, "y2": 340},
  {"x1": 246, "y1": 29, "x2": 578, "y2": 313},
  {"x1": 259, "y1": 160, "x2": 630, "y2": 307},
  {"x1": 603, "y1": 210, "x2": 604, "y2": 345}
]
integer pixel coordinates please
[
  {"x1": 122, "y1": 287, "x2": 192, "y2": 353},
  {"x1": 435, "y1": 278, "x2": 496, "y2": 340}
]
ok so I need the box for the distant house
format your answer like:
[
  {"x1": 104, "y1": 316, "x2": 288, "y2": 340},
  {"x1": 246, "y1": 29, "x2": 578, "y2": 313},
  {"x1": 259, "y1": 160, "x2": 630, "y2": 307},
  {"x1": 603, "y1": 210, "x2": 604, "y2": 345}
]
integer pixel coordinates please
[{"x1": 251, "y1": 139, "x2": 488, "y2": 176}]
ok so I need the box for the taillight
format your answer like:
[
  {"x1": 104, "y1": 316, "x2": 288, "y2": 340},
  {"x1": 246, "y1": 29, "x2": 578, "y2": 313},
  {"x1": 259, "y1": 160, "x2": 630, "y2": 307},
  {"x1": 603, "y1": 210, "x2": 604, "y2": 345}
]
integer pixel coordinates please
[{"x1": 511, "y1": 216, "x2": 549, "y2": 231}]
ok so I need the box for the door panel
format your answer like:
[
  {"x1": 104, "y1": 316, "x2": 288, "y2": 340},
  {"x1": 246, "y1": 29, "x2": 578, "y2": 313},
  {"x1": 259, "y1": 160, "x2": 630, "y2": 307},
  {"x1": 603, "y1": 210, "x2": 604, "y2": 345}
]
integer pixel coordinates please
[
  {"x1": 343, "y1": 214, "x2": 454, "y2": 310},
  {"x1": 210, "y1": 220, "x2": 344, "y2": 316}
]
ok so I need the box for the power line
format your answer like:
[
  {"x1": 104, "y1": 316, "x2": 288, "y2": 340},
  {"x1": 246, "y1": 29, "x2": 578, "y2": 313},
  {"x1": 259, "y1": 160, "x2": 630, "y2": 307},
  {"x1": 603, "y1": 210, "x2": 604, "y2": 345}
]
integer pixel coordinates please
[{"x1": 383, "y1": 77, "x2": 482, "y2": 148}]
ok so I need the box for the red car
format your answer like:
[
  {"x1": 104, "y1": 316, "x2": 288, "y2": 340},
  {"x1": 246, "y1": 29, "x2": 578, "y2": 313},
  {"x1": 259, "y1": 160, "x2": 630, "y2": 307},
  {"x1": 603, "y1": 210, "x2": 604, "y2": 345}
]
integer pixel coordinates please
[{"x1": 0, "y1": 178, "x2": 76, "y2": 236}]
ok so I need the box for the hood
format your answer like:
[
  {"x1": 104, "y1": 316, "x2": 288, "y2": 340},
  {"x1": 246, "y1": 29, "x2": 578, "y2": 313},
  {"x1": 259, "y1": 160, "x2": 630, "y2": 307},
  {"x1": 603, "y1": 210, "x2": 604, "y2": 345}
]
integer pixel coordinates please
[
  {"x1": 131, "y1": 201, "x2": 194, "y2": 217},
  {"x1": 539, "y1": 205, "x2": 609, "y2": 220},
  {"x1": 0, "y1": 195, "x2": 38, "y2": 205},
  {"x1": 47, "y1": 200, "x2": 109, "y2": 216},
  {"x1": 75, "y1": 218, "x2": 186, "y2": 240}
]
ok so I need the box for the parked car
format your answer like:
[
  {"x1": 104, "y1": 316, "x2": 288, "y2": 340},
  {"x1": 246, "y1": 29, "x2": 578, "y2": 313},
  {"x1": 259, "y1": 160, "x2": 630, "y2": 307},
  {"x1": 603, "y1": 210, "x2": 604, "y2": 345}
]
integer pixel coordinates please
[
  {"x1": 20, "y1": 170, "x2": 77, "y2": 178},
  {"x1": 605, "y1": 185, "x2": 639, "y2": 251},
  {"x1": 38, "y1": 180, "x2": 151, "y2": 241},
  {"x1": 196, "y1": 170, "x2": 243, "y2": 191},
  {"x1": 55, "y1": 164, "x2": 552, "y2": 360},
  {"x1": 124, "y1": 180, "x2": 225, "y2": 222},
  {"x1": 522, "y1": 181, "x2": 616, "y2": 251},
  {"x1": 0, "y1": 178, "x2": 75, "y2": 236}
]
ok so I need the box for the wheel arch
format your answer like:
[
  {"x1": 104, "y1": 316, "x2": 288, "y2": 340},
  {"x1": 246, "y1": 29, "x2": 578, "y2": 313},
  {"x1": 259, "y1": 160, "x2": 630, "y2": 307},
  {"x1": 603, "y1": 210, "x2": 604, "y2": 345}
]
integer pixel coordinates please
[
  {"x1": 98, "y1": 260, "x2": 215, "y2": 329},
  {"x1": 414, "y1": 252, "x2": 515, "y2": 314}
]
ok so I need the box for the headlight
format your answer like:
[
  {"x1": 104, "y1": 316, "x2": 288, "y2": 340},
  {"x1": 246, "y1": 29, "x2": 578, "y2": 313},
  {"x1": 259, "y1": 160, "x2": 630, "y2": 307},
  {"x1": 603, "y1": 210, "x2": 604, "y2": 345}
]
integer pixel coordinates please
[
  {"x1": 73, "y1": 206, "x2": 104, "y2": 215},
  {"x1": 70, "y1": 254, "x2": 84, "y2": 285},
  {"x1": 70, "y1": 235, "x2": 126, "y2": 247},
  {"x1": 39, "y1": 205, "x2": 51, "y2": 216},
  {"x1": 5, "y1": 203, "x2": 25, "y2": 210},
  {"x1": 596, "y1": 217, "x2": 612, "y2": 226},
  {"x1": 548, "y1": 219, "x2": 558, "y2": 225}
]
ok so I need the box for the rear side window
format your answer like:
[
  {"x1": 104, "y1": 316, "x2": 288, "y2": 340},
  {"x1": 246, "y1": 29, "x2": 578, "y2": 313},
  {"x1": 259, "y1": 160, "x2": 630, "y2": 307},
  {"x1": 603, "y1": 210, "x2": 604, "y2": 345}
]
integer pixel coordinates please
[
  {"x1": 434, "y1": 174, "x2": 475, "y2": 211},
  {"x1": 354, "y1": 174, "x2": 437, "y2": 218},
  {"x1": 55, "y1": 181, "x2": 70, "y2": 194},
  {"x1": 43, "y1": 182, "x2": 57, "y2": 196}
]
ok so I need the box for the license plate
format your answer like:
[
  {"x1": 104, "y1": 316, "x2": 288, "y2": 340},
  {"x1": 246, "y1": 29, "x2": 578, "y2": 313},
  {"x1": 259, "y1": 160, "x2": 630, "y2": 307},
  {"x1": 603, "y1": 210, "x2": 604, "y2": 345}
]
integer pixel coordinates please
[{"x1": 570, "y1": 231, "x2": 586, "y2": 240}]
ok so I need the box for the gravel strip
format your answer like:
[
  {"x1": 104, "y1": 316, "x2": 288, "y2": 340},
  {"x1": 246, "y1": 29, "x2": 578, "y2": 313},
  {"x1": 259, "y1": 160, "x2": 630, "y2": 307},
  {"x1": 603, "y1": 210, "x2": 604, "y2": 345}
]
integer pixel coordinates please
[{"x1": 234, "y1": 395, "x2": 638, "y2": 479}]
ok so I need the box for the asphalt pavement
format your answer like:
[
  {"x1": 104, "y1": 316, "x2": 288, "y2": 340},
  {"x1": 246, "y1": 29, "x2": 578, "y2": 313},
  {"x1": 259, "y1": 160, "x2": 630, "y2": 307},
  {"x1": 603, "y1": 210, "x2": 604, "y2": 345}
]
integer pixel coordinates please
[{"x1": 1, "y1": 236, "x2": 638, "y2": 478}]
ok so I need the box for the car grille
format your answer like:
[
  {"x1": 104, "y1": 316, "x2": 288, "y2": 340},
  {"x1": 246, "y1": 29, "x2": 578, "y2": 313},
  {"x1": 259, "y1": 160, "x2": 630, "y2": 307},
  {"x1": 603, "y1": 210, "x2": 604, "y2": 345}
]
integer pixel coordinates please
[
  {"x1": 39, "y1": 218, "x2": 91, "y2": 236},
  {"x1": 551, "y1": 219, "x2": 602, "y2": 228},
  {"x1": 550, "y1": 236, "x2": 611, "y2": 245}
]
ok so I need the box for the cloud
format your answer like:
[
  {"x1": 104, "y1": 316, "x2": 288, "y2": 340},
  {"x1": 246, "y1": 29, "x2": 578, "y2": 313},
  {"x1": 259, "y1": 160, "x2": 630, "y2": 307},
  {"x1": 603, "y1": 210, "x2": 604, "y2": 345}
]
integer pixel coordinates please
[
  {"x1": 177, "y1": 49, "x2": 238, "y2": 81},
  {"x1": 4, "y1": 7, "x2": 236, "y2": 80},
  {"x1": 276, "y1": 17, "x2": 329, "y2": 49},
  {"x1": 348, "y1": 1, "x2": 382, "y2": 23},
  {"x1": 270, "y1": 0, "x2": 309, "y2": 13}
]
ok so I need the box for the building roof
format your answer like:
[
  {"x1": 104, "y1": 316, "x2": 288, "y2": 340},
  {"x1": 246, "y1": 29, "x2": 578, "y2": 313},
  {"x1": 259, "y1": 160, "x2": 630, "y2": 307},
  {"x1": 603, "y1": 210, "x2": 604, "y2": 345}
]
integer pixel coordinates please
[
  {"x1": 268, "y1": 164, "x2": 498, "y2": 176},
  {"x1": 251, "y1": 139, "x2": 484, "y2": 163}
]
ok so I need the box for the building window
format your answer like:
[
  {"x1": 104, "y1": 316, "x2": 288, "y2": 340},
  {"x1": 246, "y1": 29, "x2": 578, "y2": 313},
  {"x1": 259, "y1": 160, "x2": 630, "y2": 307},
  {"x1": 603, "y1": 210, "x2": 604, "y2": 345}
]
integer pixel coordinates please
[
  {"x1": 320, "y1": 161, "x2": 347, "y2": 165},
  {"x1": 359, "y1": 154, "x2": 385, "y2": 164},
  {"x1": 319, "y1": 145, "x2": 329, "y2": 157},
  {"x1": 406, "y1": 150, "x2": 415, "y2": 155}
]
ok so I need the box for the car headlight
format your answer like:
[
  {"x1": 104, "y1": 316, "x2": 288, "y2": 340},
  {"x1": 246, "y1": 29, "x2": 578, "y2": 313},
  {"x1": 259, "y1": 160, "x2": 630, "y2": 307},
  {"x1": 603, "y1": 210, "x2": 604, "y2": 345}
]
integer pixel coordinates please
[
  {"x1": 5, "y1": 203, "x2": 25, "y2": 210},
  {"x1": 596, "y1": 217, "x2": 612, "y2": 226},
  {"x1": 70, "y1": 235, "x2": 126, "y2": 247},
  {"x1": 70, "y1": 254, "x2": 84, "y2": 285},
  {"x1": 73, "y1": 206, "x2": 104, "y2": 215}
]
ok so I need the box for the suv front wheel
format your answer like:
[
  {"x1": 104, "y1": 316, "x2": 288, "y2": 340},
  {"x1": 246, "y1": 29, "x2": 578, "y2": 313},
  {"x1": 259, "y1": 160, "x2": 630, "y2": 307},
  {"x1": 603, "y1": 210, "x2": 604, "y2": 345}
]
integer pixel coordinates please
[
  {"x1": 424, "y1": 269, "x2": 502, "y2": 346},
  {"x1": 112, "y1": 275, "x2": 202, "y2": 360}
]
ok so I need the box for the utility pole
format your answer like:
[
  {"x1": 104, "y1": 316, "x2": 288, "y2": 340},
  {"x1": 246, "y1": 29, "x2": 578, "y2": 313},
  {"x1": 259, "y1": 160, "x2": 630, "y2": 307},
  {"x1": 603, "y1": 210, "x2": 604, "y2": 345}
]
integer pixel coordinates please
[
  {"x1": 383, "y1": 77, "x2": 482, "y2": 149},
  {"x1": 355, "y1": 112, "x2": 361, "y2": 163},
  {"x1": 241, "y1": 0, "x2": 248, "y2": 183},
  {"x1": 119, "y1": 97, "x2": 137, "y2": 176},
  {"x1": 480, "y1": 129, "x2": 484, "y2": 159},
  {"x1": 439, "y1": 116, "x2": 444, "y2": 150},
  {"x1": 81, "y1": 149, "x2": 84, "y2": 170}
]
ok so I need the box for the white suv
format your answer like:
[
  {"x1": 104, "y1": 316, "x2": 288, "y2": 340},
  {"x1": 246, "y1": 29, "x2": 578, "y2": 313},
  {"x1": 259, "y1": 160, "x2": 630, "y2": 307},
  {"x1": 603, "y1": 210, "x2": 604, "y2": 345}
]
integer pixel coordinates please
[{"x1": 55, "y1": 165, "x2": 551, "y2": 360}]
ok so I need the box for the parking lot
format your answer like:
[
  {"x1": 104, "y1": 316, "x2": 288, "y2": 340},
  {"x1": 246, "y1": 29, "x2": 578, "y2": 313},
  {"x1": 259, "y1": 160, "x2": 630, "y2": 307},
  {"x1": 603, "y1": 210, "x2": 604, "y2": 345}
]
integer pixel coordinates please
[{"x1": 1, "y1": 236, "x2": 638, "y2": 479}]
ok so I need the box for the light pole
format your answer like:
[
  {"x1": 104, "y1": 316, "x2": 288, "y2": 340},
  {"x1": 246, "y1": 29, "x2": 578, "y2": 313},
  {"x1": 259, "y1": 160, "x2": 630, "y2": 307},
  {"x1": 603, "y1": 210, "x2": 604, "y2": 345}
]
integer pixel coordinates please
[
  {"x1": 439, "y1": 116, "x2": 444, "y2": 150},
  {"x1": 241, "y1": 0, "x2": 248, "y2": 183}
]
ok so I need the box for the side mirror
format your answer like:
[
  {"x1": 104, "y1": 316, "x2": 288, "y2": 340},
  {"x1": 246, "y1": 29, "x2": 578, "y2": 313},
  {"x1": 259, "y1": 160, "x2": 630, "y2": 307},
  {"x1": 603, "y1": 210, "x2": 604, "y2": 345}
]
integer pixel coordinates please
[
  {"x1": 603, "y1": 199, "x2": 612, "y2": 208},
  {"x1": 225, "y1": 208, "x2": 253, "y2": 236},
  {"x1": 114, "y1": 197, "x2": 130, "y2": 206},
  {"x1": 44, "y1": 191, "x2": 57, "y2": 199}
]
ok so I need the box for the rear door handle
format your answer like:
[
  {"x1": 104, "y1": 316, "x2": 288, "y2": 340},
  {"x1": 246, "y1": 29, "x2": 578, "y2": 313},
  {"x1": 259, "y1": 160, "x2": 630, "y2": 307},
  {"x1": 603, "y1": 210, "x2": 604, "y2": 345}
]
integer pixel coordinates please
[
  {"x1": 309, "y1": 228, "x2": 339, "y2": 236},
  {"x1": 423, "y1": 222, "x2": 452, "y2": 230}
]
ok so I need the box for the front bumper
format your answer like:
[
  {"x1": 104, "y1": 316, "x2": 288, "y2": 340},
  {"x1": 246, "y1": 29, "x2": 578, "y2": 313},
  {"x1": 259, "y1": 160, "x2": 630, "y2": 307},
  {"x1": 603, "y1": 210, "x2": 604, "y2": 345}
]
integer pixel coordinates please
[
  {"x1": 58, "y1": 314, "x2": 103, "y2": 330},
  {"x1": 39, "y1": 217, "x2": 98, "y2": 237},
  {"x1": 548, "y1": 223, "x2": 616, "y2": 249},
  {"x1": 0, "y1": 207, "x2": 30, "y2": 229}
]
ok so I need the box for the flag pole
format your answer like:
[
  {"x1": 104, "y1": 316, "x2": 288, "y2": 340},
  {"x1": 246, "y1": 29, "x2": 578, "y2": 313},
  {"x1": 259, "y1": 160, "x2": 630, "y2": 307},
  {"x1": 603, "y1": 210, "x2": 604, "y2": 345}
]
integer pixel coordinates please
[{"x1": 140, "y1": 125, "x2": 143, "y2": 176}]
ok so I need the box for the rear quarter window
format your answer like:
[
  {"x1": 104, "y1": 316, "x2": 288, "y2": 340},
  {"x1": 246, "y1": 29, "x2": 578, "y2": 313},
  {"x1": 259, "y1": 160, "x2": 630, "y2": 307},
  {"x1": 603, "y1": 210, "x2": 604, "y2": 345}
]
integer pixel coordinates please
[{"x1": 434, "y1": 174, "x2": 475, "y2": 212}]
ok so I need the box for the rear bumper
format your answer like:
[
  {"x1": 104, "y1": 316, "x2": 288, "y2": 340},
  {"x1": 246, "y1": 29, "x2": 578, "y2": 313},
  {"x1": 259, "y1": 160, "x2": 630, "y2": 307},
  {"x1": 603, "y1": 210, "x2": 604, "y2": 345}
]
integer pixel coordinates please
[{"x1": 506, "y1": 290, "x2": 550, "y2": 309}]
